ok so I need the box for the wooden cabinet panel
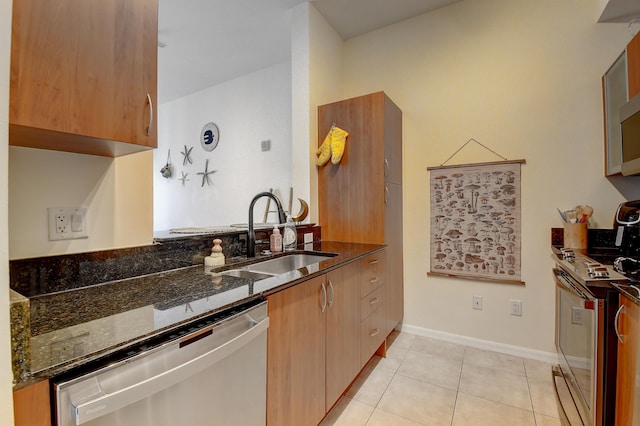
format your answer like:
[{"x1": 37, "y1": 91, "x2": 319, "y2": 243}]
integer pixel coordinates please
[
  {"x1": 359, "y1": 252, "x2": 386, "y2": 298},
  {"x1": 360, "y1": 285, "x2": 385, "y2": 321},
  {"x1": 325, "y1": 263, "x2": 361, "y2": 411},
  {"x1": 13, "y1": 380, "x2": 51, "y2": 426},
  {"x1": 10, "y1": 0, "x2": 157, "y2": 156},
  {"x1": 385, "y1": 183, "x2": 404, "y2": 332},
  {"x1": 615, "y1": 294, "x2": 639, "y2": 426},
  {"x1": 267, "y1": 263, "x2": 363, "y2": 425},
  {"x1": 628, "y1": 31, "x2": 640, "y2": 100},
  {"x1": 383, "y1": 95, "x2": 403, "y2": 185},
  {"x1": 266, "y1": 275, "x2": 326, "y2": 426},
  {"x1": 318, "y1": 92, "x2": 386, "y2": 244},
  {"x1": 360, "y1": 300, "x2": 386, "y2": 367},
  {"x1": 318, "y1": 92, "x2": 403, "y2": 334}
]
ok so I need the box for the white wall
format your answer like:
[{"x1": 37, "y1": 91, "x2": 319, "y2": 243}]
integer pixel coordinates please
[
  {"x1": 1, "y1": 0, "x2": 14, "y2": 422},
  {"x1": 335, "y1": 0, "x2": 640, "y2": 353},
  {"x1": 153, "y1": 62, "x2": 293, "y2": 230},
  {"x1": 8, "y1": 148, "x2": 153, "y2": 259}
]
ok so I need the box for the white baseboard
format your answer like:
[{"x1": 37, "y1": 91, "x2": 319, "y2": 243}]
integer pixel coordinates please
[{"x1": 397, "y1": 323, "x2": 560, "y2": 365}]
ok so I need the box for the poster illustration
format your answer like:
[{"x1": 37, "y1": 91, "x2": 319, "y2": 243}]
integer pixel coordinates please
[{"x1": 427, "y1": 160, "x2": 524, "y2": 284}]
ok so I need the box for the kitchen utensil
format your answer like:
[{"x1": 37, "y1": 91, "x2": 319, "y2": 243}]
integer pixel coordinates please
[
  {"x1": 575, "y1": 206, "x2": 584, "y2": 221},
  {"x1": 557, "y1": 208, "x2": 567, "y2": 223},
  {"x1": 565, "y1": 210, "x2": 577, "y2": 223},
  {"x1": 581, "y1": 205, "x2": 593, "y2": 223}
]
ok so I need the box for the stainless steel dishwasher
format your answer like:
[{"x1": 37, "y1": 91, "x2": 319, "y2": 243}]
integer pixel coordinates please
[{"x1": 53, "y1": 299, "x2": 268, "y2": 426}]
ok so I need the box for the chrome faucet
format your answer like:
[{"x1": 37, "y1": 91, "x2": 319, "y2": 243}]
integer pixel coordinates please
[{"x1": 247, "y1": 192, "x2": 287, "y2": 257}]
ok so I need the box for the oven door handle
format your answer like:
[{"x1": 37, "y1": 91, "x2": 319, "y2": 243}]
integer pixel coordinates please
[
  {"x1": 553, "y1": 268, "x2": 593, "y2": 301},
  {"x1": 551, "y1": 366, "x2": 574, "y2": 426}
]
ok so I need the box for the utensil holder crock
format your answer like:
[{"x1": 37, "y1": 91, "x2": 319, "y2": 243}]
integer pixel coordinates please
[{"x1": 564, "y1": 222, "x2": 588, "y2": 249}]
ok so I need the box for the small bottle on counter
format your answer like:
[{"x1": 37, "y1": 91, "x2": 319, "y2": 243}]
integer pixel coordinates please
[
  {"x1": 270, "y1": 226, "x2": 282, "y2": 252},
  {"x1": 283, "y1": 215, "x2": 297, "y2": 251},
  {"x1": 205, "y1": 238, "x2": 225, "y2": 271}
]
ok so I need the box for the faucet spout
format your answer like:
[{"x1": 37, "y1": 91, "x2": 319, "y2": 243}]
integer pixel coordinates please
[{"x1": 247, "y1": 192, "x2": 287, "y2": 257}]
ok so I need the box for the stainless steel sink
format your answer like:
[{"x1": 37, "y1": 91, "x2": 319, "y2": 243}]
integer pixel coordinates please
[
  {"x1": 246, "y1": 254, "x2": 333, "y2": 275},
  {"x1": 220, "y1": 269, "x2": 275, "y2": 281},
  {"x1": 219, "y1": 253, "x2": 335, "y2": 280}
]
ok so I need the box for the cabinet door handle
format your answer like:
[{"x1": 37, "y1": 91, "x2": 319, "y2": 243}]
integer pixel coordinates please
[
  {"x1": 369, "y1": 259, "x2": 379, "y2": 265},
  {"x1": 384, "y1": 158, "x2": 389, "y2": 177},
  {"x1": 328, "y1": 280, "x2": 335, "y2": 308},
  {"x1": 369, "y1": 277, "x2": 379, "y2": 284},
  {"x1": 146, "y1": 93, "x2": 153, "y2": 136},
  {"x1": 369, "y1": 297, "x2": 379, "y2": 305},
  {"x1": 321, "y1": 282, "x2": 327, "y2": 313},
  {"x1": 369, "y1": 328, "x2": 380, "y2": 337},
  {"x1": 614, "y1": 304, "x2": 625, "y2": 343},
  {"x1": 385, "y1": 186, "x2": 389, "y2": 205}
]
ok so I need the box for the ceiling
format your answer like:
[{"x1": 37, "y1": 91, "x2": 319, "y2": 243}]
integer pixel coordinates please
[{"x1": 157, "y1": 0, "x2": 460, "y2": 103}]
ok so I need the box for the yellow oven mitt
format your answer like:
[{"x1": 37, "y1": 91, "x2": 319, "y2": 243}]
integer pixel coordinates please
[
  {"x1": 330, "y1": 126, "x2": 348, "y2": 164},
  {"x1": 316, "y1": 128, "x2": 332, "y2": 166}
]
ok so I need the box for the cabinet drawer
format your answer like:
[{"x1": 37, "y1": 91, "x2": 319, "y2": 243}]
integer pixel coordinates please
[
  {"x1": 360, "y1": 285, "x2": 385, "y2": 321},
  {"x1": 360, "y1": 302, "x2": 386, "y2": 366},
  {"x1": 359, "y1": 252, "x2": 386, "y2": 298}
]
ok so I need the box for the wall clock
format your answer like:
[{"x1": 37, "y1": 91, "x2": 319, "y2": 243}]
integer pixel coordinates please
[{"x1": 200, "y1": 122, "x2": 220, "y2": 152}]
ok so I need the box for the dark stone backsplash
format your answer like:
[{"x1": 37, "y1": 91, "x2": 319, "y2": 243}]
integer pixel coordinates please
[
  {"x1": 551, "y1": 227, "x2": 621, "y2": 255},
  {"x1": 10, "y1": 225, "x2": 321, "y2": 297}
]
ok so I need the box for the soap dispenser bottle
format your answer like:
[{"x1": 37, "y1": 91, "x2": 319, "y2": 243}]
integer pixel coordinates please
[
  {"x1": 270, "y1": 226, "x2": 282, "y2": 252},
  {"x1": 283, "y1": 215, "x2": 297, "y2": 251}
]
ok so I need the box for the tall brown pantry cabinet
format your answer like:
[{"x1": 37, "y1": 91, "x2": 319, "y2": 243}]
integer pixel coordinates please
[{"x1": 317, "y1": 91, "x2": 404, "y2": 336}]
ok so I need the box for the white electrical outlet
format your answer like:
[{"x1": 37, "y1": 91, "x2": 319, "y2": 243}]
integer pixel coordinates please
[
  {"x1": 473, "y1": 295, "x2": 483, "y2": 310},
  {"x1": 48, "y1": 207, "x2": 89, "y2": 241},
  {"x1": 510, "y1": 299, "x2": 522, "y2": 316},
  {"x1": 572, "y1": 307, "x2": 584, "y2": 325}
]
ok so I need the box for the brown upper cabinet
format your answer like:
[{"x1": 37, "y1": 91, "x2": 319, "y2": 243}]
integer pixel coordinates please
[
  {"x1": 628, "y1": 32, "x2": 640, "y2": 99},
  {"x1": 603, "y1": 30, "x2": 640, "y2": 176},
  {"x1": 9, "y1": 0, "x2": 158, "y2": 157},
  {"x1": 318, "y1": 91, "x2": 404, "y2": 333}
]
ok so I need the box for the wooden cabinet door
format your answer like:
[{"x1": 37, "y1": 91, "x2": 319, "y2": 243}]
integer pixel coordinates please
[
  {"x1": 266, "y1": 275, "x2": 326, "y2": 426},
  {"x1": 615, "y1": 294, "x2": 639, "y2": 426},
  {"x1": 318, "y1": 92, "x2": 386, "y2": 244},
  {"x1": 13, "y1": 380, "x2": 51, "y2": 426},
  {"x1": 628, "y1": 31, "x2": 640, "y2": 100},
  {"x1": 10, "y1": 0, "x2": 157, "y2": 153},
  {"x1": 383, "y1": 94, "x2": 403, "y2": 185},
  {"x1": 385, "y1": 183, "x2": 404, "y2": 333},
  {"x1": 325, "y1": 263, "x2": 361, "y2": 411}
]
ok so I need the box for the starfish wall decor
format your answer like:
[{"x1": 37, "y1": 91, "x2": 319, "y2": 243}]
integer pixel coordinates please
[
  {"x1": 197, "y1": 159, "x2": 216, "y2": 187},
  {"x1": 179, "y1": 171, "x2": 190, "y2": 187},
  {"x1": 181, "y1": 145, "x2": 194, "y2": 166}
]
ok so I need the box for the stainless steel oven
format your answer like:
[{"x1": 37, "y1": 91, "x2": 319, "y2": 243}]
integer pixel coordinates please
[
  {"x1": 551, "y1": 248, "x2": 627, "y2": 426},
  {"x1": 552, "y1": 267, "x2": 605, "y2": 426}
]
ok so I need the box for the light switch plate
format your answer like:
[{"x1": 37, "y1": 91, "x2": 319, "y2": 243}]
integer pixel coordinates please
[{"x1": 48, "y1": 207, "x2": 88, "y2": 240}]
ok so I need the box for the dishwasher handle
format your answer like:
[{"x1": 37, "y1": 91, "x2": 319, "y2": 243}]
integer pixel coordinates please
[{"x1": 72, "y1": 315, "x2": 269, "y2": 425}]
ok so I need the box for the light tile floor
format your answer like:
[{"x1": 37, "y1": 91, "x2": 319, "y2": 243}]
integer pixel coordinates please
[{"x1": 321, "y1": 331, "x2": 562, "y2": 426}]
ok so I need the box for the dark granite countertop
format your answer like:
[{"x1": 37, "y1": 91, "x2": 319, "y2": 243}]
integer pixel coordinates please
[
  {"x1": 19, "y1": 240, "x2": 383, "y2": 385},
  {"x1": 613, "y1": 283, "x2": 640, "y2": 305}
]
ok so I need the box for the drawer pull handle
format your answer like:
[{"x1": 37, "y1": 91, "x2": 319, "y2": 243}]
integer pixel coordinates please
[
  {"x1": 370, "y1": 328, "x2": 380, "y2": 337},
  {"x1": 369, "y1": 259, "x2": 379, "y2": 265},
  {"x1": 369, "y1": 297, "x2": 379, "y2": 305},
  {"x1": 321, "y1": 282, "x2": 327, "y2": 313},
  {"x1": 328, "y1": 280, "x2": 335, "y2": 308},
  {"x1": 369, "y1": 277, "x2": 379, "y2": 284},
  {"x1": 146, "y1": 93, "x2": 153, "y2": 136}
]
